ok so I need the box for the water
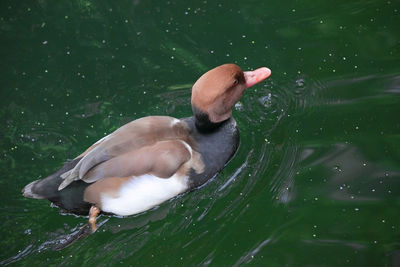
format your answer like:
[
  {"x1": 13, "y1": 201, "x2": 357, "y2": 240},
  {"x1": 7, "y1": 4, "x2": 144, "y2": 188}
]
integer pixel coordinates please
[{"x1": 1, "y1": 0, "x2": 399, "y2": 266}]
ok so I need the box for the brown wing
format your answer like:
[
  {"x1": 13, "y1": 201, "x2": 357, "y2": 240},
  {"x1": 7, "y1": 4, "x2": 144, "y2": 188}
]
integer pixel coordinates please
[
  {"x1": 83, "y1": 139, "x2": 204, "y2": 207},
  {"x1": 84, "y1": 140, "x2": 191, "y2": 181},
  {"x1": 58, "y1": 116, "x2": 194, "y2": 190}
]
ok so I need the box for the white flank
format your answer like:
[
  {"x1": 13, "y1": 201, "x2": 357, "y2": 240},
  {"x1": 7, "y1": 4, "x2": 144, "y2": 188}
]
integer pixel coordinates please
[{"x1": 100, "y1": 174, "x2": 189, "y2": 216}]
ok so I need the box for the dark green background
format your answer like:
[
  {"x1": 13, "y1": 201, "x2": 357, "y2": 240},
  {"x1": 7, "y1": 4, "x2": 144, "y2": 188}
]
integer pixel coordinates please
[{"x1": 1, "y1": 0, "x2": 399, "y2": 266}]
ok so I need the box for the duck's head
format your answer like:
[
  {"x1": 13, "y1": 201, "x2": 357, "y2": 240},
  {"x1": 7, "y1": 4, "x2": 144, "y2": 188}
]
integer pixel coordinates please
[{"x1": 191, "y1": 63, "x2": 271, "y2": 130}]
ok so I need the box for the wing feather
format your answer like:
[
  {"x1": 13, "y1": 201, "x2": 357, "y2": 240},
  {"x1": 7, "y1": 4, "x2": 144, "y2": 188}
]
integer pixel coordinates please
[
  {"x1": 58, "y1": 116, "x2": 193, "y2": 190},
  {"x1": 83, "y1": 139, "x2": 205, "y2": 208}
]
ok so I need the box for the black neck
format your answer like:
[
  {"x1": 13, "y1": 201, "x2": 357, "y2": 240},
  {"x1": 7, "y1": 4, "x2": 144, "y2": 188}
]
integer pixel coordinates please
[{"x1": 192, "y1": 105, "x2": 226, "y2": 133}]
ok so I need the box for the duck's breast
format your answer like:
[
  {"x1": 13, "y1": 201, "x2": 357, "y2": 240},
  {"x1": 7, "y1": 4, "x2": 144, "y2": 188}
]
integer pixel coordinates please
[{"x1": 184, "y1": 117, "x2": 240, "y2": 189}]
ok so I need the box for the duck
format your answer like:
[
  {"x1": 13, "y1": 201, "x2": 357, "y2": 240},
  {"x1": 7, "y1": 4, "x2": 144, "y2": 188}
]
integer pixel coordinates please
[{"x1": 22, "y1": 63, "x2": 271, "y2": 232}]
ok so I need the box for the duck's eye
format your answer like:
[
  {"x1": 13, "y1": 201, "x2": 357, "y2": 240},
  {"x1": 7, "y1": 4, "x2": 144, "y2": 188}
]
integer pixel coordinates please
[{"x1": 233, "y1": 79, "x2": 239, "y2": 86}]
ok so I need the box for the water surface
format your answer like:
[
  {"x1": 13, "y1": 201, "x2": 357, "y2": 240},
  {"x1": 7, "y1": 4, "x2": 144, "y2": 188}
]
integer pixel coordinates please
[{"x1": 1, "y1": 0, "x2": 400, "y2": 266}]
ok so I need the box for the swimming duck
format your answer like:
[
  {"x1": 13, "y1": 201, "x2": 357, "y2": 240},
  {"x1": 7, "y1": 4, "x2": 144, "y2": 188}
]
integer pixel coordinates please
[{"x1": 22, "y1": 64, "x2": 271, "y2": 232}]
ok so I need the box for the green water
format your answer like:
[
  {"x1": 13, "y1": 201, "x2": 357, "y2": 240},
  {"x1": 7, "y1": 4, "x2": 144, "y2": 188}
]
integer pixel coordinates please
[{"x1": 1, "y1": 0, "x2": 400, "y2": 266}]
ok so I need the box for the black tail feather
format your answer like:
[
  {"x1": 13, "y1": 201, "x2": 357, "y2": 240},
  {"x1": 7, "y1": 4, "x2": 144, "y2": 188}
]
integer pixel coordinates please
[{"x1": 22, "y1": 158, "x2": 91, "y2": 215}]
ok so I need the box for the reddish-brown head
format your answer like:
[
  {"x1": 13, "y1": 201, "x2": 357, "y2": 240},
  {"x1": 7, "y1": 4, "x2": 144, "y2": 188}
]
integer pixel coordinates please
[{"x1": 191, "y1": 64, "x2": 271, "y2": 125}]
